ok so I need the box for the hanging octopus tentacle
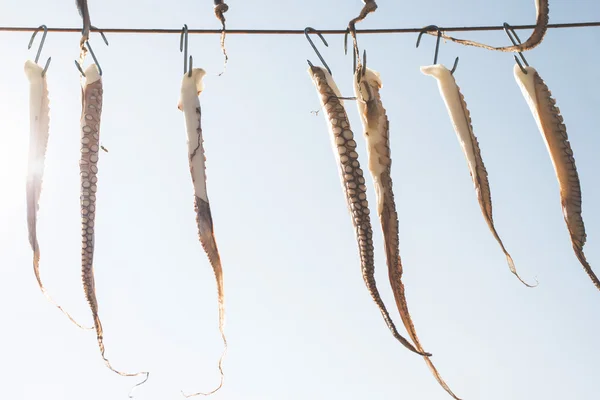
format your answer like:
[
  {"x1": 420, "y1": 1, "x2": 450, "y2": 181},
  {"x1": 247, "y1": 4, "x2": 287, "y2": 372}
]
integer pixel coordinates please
[
  {"x1": 354, "y1": 66, "x2": 462, "y2": 399},
  {"x1": 436, "y1": 0, "x2": 549, "y2": 53},
  {"x1": 25, "y1": 60, "x2": 91, "y2": 330},
  {"x1": 421, "y1": 64, "x2": 536, "y2": 287},
  {"x1": 308, "y1": 65, "x2": 429, "y2": 357},
  {"x1": 514, "y1": 64, "x2": 600, "y2": 291},
  {"x1": 79, "y1": 64, "x2": 149, "y2": 389},
  {"x1": 213, "y1": 0, "x2": 229, "y2": 74},
  {"x1": 178, "y1": 68, "x2": 227, "y2": 397}
]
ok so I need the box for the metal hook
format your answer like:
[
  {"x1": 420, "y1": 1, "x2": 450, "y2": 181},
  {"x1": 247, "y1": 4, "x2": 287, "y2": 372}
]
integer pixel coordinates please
[
  {"x1": 362, "y1": 49, "x2": 367, "y2": 76},
  {"x1": 74, "y1": 29, "x2": 109, "y2": 77},
  {"x1": 504, "y1": 23, "x2": 529, "y2": 74},
  {"x1": 305, "y1": 27, "x2": 332, "y2": 76},
  {"x1": 353, "y1": 49, "x2": 367, "y2": 77},
  {"x1": 28, "y1": 24, "x2": 52, "y2": 76},
  {"x1": 90, "y1": 26, "x2": 109, "y2": 46},
  {"x1": 416, "y1": 25, "x2": 459, "y2": 74},
  {"x1": 180, "y1": 24, "x2": 193, "y2": 77}
]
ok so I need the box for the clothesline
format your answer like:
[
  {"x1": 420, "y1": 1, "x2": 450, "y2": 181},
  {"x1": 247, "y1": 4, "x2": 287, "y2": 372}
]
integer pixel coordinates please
[{"x1": 0, "y1": 21, "x2": 599, "y2": 35}]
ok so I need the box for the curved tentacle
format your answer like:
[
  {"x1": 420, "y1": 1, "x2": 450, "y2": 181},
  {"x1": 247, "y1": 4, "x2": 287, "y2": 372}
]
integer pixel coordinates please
[
  {"x1": 308, "y1": 65, "x2": 429, "y2": 357},
  {"x1": 514, "y1": 64, "x2": 600, "y2": 291},
  {"x1": 354, "y1": 66, "x2": 462, "y2": 399},
  {"x1": 422, "y1": 64, "x2": 536, "y2": 287},
  {"x1": 436, "y1": 0, "x2": 549, "y2": 53},
  {"x1": 79, "y1": 64, "x2": 149, "y2": 388}
]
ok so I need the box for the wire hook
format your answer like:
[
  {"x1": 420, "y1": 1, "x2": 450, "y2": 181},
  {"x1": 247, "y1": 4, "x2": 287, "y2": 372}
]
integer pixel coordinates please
[
  {"x1": 416, "y1": 25, "x2": 459, "y2": 74},
  {"x1": 74, "y1": 28, "x2": 109, "y2": 77},
  {"x1": 305, "y1": 27, "x2": 332, "y2": 76},
  {"x1": 28, "y1": 24, "x2": 52, "y2": 76},
  {"x1": 180, "y1": 24, "x2": 193, "y2": 77},
  {"x1": 504, "y1": 23, "x2": 530, "y2": 74}
]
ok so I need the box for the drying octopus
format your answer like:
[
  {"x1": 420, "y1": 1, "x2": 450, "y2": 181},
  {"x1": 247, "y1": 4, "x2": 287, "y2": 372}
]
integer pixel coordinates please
[
  {"x1": 421, "y1": 63, "x2": 534, "y2": 287},
  {"x1": 79, "y1": 63, "x2": 149, "y2": 384},
  {"x1": 25, "y1": 55, "x2": 90, "y2": 329},
  {"x1": 514, "y1": 64, "x2": 600, "y2": 291},
  {"x1": 178, "y1": 68, "x2": 227, "y2": 397},
  {"x1": 307, "y1": 64, "x2": 428, "y2": 357},
  {"x1": 353, "y1": 65, "x2": 461, "y2": 399},
  {"x1": 437, "y1": 0, "x2": 549, "y2": 53}
]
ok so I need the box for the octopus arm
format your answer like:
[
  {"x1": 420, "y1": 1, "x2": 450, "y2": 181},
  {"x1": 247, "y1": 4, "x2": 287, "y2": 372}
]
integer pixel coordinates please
[
  {"x1": 25, "y1": 60, "x2": 90, "y2": 329},
  {"x1": 213, "y1": 0, "x2": 229, "y2": 73},
  {"x1": 439, "y1": 0, "x2": 548, "y2": 53},
  {"x1": 308, "y1": 65, "x2": 428, "y2": 357},
  {"x1": 514, "y1": 65, "x2": 600, "y2": 290},
  {"x1": 79, "y1": 65, "x2": 149, "y2": 385},
  {"x1": 354, "y1": 67, "x2": 462, "y2": 399},
  {"x1": 422, "y1": 64, "x2": 534, "y2": 287},
  {"x1": 179, "y1": 69, "x2": 227, "y2": 397}
]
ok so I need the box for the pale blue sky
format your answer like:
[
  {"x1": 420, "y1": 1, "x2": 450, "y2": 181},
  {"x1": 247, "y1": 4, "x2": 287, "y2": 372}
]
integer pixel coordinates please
[{"x1": 1, "y1": 1, "x2": 600, "y2": 399}]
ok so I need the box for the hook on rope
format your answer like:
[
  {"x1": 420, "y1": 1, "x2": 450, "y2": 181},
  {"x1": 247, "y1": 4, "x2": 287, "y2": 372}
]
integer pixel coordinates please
[
  {"x1": 305, "y1": 27, "x2": 332, "y2": 76},
  {"x1": 504, "y1": 22, "x2": 530, "y2": 74},
  {"x1": 416, "y1": 25, "x2": 459, "y2": 74},
  {"x1": 343, "y1": 29, "x2": 366, "y2": 76},
  {"x1": 180, "y1": 24, "x2": 193, "y2": 77},
  {"x1": 28, "y1": 24, "x2": 52, "y2": 76},
  {"x1": 74, "y1": 27, "x2": 109, "y2": 76}
]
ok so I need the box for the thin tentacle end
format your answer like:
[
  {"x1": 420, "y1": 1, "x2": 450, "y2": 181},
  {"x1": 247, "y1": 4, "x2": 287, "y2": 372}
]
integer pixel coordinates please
[
  {"x1": 127, "y1": 372, "x2": 150, "y2": 399},
  {"x1": 573, "y1": 246, "x2": 600, "y2": 292},
  {"x1": 181, "y1": 373, "x2": 224, "y2": 398},
  {"x1": 506, "y1": 254, "x2": 538, "y2": 288}
]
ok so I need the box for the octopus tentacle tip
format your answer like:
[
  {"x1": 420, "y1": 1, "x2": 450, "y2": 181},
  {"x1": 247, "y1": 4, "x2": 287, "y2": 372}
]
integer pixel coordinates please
[
  {"x1": 507, "y1": 256, "x2": 537, "y2": 288},
  {"x1": 33, "y1": 257, "x2": 92, "y2": 330},
  {"x1": 574, "y1": 250, "x2": 600, "y2": 291},
  {"x1": 516, "y1": 274, "x2": 538, "y2": 288},
  {"x1": 181, "y1": 377, "x2": 224, "y2": 398},
  {"x1": 404, "y1": 341, "x2": 431, "y2": 356},
  {"x1": 127, "y1": 372, "x2": 150, "y2": 399}
]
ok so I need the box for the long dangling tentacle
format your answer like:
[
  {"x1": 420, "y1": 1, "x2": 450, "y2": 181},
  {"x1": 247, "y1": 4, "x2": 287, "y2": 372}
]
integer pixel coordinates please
[
  {"x1": 79, "y1": 64, "x2": 149, "y2": 390},
  {"x1": 435, "y1": 0, "x2": 549, "y2": 53},
  {"x1": 514, "y1": 64, "x2": 600, "y2": 291},
  {"x1": 25, "y1": 60, "x2": 91, "y2": 330},
  {"x1": 178, "y1": 68, "x2": 227, "y2": 397},
  {"x1": 308, "y1": 65, "x2": 430, "y2": 357},
  {"x1": 354, "y1": 66, "x2": 462, "y2": 399},
  {"x1": 422, "y1": 64, "x2": 536, "y2": 287}
]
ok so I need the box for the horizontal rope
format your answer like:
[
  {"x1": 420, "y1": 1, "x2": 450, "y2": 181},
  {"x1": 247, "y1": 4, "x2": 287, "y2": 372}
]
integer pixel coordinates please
[{"x1": 0, "y1": 21, "x2": 599, "y2": 35}]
